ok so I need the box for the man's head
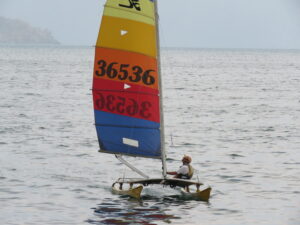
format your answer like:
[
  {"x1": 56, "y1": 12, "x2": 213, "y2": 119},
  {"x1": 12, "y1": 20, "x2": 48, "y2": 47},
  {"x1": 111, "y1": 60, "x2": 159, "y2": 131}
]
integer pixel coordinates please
[{"x1": 182, "y1": 155, "x2": 192, "y2": 164}]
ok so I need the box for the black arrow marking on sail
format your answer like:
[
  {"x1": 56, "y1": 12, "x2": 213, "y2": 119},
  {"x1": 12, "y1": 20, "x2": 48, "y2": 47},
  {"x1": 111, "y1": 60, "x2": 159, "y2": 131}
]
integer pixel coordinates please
[{"x1": 119, "y1": 0, "x2": 141, "y2": 11}]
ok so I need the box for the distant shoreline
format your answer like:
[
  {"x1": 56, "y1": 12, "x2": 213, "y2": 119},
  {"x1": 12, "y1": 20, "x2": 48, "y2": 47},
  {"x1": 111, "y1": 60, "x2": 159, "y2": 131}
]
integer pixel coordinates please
[
  {"x1": 0, "y1": 44, "x2": 299, "y2": 52},
  {"x1": 0, "y1": 17, "x2": 59, "y2": 45},
  {"x1": 2, "y1": 44, "x2": 298, "y2": 52}
]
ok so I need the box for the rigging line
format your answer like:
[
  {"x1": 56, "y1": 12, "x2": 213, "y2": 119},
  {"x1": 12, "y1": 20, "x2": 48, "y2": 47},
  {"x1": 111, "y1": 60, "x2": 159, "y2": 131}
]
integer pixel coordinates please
[
  {"x1": 197, "y1": 174, "x2": 200, "y2": 183},
  {"x1": 156, "y1": 8, "x2": 174, "y2": 148},
  {"x1": 154, "y1": 0, "x2": 167, "y2": 178},
  {"x1": 104, "y1": 5, "x2": 155, "y2": 22},
  {"x1": 122, "y1": 167, "x2": 126, "y2": 181},
  {"x1": 159, "y1": 13, "x2": 191, "y2": 149},
  {"x1": 115, "y1": 155, "x2": 149, "y2": 179}
]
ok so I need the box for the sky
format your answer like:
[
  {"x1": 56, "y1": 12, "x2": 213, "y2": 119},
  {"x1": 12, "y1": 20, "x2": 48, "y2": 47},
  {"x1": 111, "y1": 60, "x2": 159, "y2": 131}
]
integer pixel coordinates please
[{"x1": 0, "y1": 0, "x2": 300, "y2": 49}]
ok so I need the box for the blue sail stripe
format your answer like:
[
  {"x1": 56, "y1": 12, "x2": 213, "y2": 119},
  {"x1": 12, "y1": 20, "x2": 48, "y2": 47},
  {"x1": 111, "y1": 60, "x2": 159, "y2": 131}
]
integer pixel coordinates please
[
  {"x1": 94, "y1": 110, "x2": 161, "y2": 157},
  {"x1": 94, "y1": 110, "x2": 160, "y2": 128}
]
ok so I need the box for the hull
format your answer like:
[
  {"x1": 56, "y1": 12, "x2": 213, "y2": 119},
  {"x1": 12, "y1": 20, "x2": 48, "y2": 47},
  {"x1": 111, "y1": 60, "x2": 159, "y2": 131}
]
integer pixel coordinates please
[
  {"x1": 180, "y1": 187, "x2": 212, "y2": 202},
  {"x1": 112, "y1": 183, "x2": 143, "y2": 199},
  {"x1": 112, "y1": 178, "x2": 211, "y2": 201}
]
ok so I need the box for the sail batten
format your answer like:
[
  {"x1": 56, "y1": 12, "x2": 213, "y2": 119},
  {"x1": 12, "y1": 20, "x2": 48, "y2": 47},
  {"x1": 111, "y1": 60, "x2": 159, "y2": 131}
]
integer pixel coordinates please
[
  {"x1": 98, "y1": 150, "x2": 162, "y2": 159},
  {"x1": 93, "y1": 0, "x2": 162, "y2": 159},
  {"x1": 92, "y1": 89, "x2": 158, "y2": 96},
  {"x1": 95, "y1": 124, "x2": 160, "y2": 130},
  {"x1": 95, "y1": 46, "x2": 157, "y2": 59}
]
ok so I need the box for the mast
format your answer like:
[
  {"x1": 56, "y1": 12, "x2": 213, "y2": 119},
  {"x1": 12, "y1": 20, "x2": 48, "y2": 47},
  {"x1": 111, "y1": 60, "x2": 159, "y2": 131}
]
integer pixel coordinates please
[{"x1": 154, "y1": 0, "x2": 167, "y2": 178}]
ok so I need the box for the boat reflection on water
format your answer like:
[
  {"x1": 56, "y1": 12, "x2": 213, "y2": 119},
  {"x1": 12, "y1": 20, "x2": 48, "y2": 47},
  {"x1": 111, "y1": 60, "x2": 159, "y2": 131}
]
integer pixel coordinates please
[{"x1": 87, "y1": 197, "x2": 182, "y2": 225}]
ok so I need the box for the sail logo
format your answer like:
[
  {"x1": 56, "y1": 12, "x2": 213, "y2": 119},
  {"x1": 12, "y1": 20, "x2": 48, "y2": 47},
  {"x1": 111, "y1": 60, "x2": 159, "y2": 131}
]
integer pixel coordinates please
[{"x1": 119, "y1": 0, "x2": 141, "y2": 11}]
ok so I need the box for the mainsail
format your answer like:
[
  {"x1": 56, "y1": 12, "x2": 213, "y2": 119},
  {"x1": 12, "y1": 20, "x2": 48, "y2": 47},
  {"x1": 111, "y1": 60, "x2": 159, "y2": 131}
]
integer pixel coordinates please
[{"x1": 92, "y1": 0, "x2": 164, "y2": 159}]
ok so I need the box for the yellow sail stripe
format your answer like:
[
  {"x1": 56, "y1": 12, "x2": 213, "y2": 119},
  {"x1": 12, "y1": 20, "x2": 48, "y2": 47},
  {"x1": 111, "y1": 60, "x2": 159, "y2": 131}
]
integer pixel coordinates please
[
  {"x1": 96, "y1": 16, "x2": 157, "y2": 58},
  {"x1": 104, "y1": 6, "x2": 155, "y2": 25},
  {"x1": 105, "y1": 0, "x2": 155, "y2": 25}
]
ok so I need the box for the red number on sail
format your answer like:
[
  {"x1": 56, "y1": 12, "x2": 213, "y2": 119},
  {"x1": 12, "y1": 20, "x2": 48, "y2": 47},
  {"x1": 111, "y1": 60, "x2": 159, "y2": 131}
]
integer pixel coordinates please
[{"x1": 93, "y1": 92, "x2": 157, "y2": 121}]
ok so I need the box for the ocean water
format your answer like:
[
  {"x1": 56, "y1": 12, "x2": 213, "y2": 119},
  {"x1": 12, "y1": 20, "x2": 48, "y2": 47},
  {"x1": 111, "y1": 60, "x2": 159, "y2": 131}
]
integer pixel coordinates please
[{"x1": 0, "y1": 46, "x2": 299, "y2": 225}]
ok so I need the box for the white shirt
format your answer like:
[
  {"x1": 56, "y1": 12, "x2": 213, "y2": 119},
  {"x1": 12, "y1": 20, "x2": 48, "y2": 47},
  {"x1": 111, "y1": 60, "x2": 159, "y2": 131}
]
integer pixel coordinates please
[{"x1": 177, "y1": 165, "x2": 189, "y2": 175}]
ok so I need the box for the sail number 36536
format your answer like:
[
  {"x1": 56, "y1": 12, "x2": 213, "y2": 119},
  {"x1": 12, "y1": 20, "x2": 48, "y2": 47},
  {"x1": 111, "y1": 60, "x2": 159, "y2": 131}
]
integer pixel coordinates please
[
  {"x1": 95, "y1": 60, "x2": 156, "y2": 86},
  {"x1": 96, "y1": 93, "x2": 152, "y2": 119}
]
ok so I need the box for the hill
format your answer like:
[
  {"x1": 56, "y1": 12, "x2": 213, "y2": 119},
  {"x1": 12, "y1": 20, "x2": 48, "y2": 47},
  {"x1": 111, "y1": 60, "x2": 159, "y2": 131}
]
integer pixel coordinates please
[{"x1": 0, "y1": 17, "x2": 59, "y2": 45}]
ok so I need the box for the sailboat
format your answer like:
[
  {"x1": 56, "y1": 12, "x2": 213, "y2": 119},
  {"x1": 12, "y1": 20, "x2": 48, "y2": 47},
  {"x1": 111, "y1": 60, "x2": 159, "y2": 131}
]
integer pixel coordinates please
[{"x1": 92, "y1": 0, "x2": 211, "y2": 201}]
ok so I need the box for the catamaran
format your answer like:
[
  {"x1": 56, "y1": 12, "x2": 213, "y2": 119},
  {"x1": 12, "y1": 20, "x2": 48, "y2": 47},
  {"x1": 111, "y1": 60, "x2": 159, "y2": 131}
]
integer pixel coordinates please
[{"x1": 92, "y1": 0, "x2": 211, "y2": 201}]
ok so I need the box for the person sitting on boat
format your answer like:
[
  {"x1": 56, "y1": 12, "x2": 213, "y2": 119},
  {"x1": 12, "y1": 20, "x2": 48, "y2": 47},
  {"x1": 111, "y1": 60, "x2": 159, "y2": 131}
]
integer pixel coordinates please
[{"x1": 167, "y1": 155, "x2": 194, "y2": 179}]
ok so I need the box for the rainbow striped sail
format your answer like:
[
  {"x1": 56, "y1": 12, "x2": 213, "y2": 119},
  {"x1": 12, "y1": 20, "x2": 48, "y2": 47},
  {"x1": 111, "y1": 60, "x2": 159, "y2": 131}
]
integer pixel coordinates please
[{"x1": 92, "y1": 0, "x2": 163, "y2": 158}]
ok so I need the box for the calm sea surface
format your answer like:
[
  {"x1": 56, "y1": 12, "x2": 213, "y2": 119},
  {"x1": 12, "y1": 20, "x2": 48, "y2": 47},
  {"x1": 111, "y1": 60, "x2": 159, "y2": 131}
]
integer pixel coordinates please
[{"x1": 0, "y1": 46, "x2": 299, "y2": 225}]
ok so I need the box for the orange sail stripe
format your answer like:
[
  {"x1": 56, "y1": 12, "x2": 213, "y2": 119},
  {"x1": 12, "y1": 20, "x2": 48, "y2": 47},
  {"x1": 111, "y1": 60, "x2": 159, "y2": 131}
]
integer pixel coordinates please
[{"x1": 93, "y1": 48, "x2": 158, "y2": 91}]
